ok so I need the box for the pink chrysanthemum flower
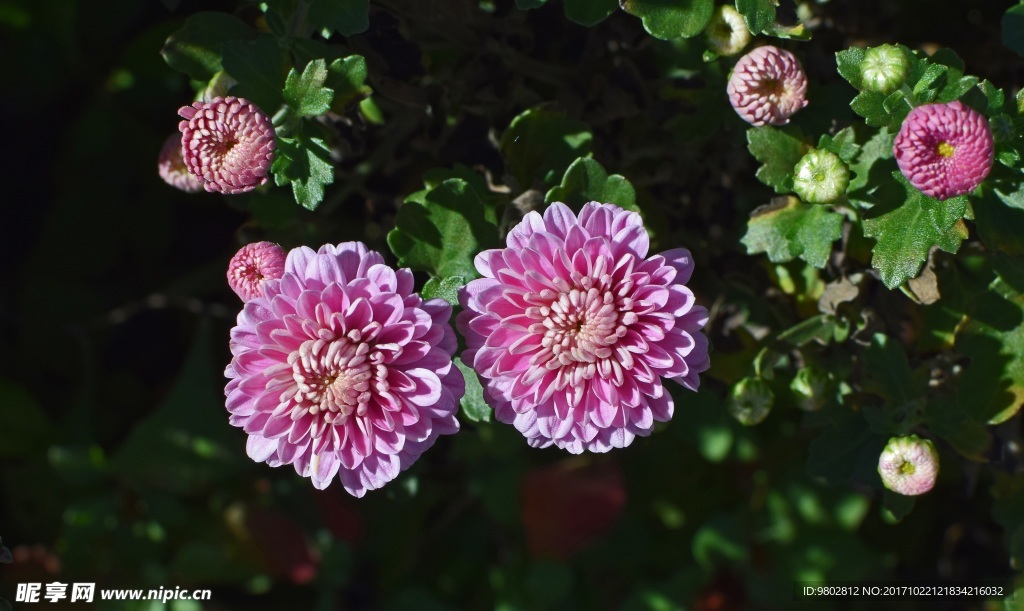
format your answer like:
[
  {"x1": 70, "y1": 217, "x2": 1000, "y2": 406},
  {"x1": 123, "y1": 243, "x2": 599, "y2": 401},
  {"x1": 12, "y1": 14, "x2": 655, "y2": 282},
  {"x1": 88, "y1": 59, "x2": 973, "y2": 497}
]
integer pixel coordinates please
[
  {"x1": 227, "y1": 241, "x2": 287, "y2": 302},
  {"x1": 878, "y1": 435, "x2": 939, "y2": 496},
  {"x1": 225, "y1": 242, "x2": 465, "y2": 497},
  {"x1": 457, "y1": 202, "x2": 710, "y2": 452},
  {"x1": 157, "y1": 133, "x2": 204, "y2": 193},
  {"x1": 178, "y1": 96, "x2": 276, "y2": 194},
  {"x1": 727, "y1": 45, "x2": 808, "y2": 126},
  {"x1": 893, "y1": 100, "x2": 993, "y2": 200}
]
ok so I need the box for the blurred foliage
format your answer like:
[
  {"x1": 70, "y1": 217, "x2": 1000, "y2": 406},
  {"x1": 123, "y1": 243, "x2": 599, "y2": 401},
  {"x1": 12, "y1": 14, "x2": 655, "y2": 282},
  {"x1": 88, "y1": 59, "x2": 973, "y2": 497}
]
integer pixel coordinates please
[{"x1": 3, "y1": 0, "x2": 1024, "y2": 609}]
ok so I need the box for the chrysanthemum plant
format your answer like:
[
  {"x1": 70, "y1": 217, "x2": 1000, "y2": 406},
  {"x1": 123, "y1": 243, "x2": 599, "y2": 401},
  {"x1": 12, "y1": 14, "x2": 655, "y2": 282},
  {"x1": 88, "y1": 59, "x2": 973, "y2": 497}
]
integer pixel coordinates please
[{"x1": 157, "y1": 0, "x2": 1024, "y2": 534}]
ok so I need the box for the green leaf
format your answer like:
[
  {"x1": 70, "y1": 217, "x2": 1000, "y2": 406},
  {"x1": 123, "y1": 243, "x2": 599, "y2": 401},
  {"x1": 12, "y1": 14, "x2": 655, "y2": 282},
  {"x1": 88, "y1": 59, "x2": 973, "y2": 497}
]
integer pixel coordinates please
[
  {"x1": 847, "y1": 129, "x2": 894, "y2": 193},
  {"x1": 746, "y1": 126, "x2": 806, "y2": 193},
  {"x1": 849, "y1": 91, "x2": 891, "y2": 128},
  {"x1": 545, "y1": 157, "x2": 639, "y2": 213},
  {"x1": 951, "y1": 285, "x2": 1024, "y2": 426},
  {"x1": 735, "y1": 0, "x2": 776, "y2": 34},
  {"x1": 161, "y1": 12, "x2": 255, "y2": 81},
  {"x1": 271, "y1": 135, "x2": 336, "y2": 210},
  {"x1": 975, "y1": 186, "x2": 1024, "y2": 256},
  {"x1": 456, "y1": 358, "x2": 491, "y2": 422},
  {"x1": 863, "y1": 334, "x2": 914, "y2": 404},
  {"x1": 499, "y1": 106, "x2": 593, "y2": 189},
  {"x1": 284, "y1": 59, "x2": 334, "y2": 116},
  {"x1": 621, "y1": 0, "x2": 715, "y2": 40},
  {"x1": 861, "y1": 173, "x2": 969, "y2": 289},
  {"x1": 388, "y1": 178, "x2": 501, "y2": 279},
  {"x1": 741, "y1": 197, "x2": 844, "y2": 268},
  {"x1": 222, "y1": 34, "x2": 289, "y2": 113},
  {"x1": 308, "y1": 0, "x2": 369, "y2": 37},
  {"x1": 817, "y1": 127, "x2": 859, "y2": 164},
  {"x1": 326, "y1": 55, "x2": 372, "y2": 111},
  {"x1": 806, "y1": 410, "x2": 884, "y2": 484},
  {"x1": 881, "y1": 490, "x2": 916, "y2": 521},
  {"x1": 421, "y1": 276, "x2": 465, "y2": 307},
  {"x1": 1003, "y1": 4, "x2": 1024, "y2": 59},
  {"x1": 0, "y1": 379, "x2": 51, "y2": 458},
  {"x1": 835, "y1": 48, "x2": 867, "y2": 90},
  {"x1": 563, "y1": 0, "x2": 617, "y2": 26}
]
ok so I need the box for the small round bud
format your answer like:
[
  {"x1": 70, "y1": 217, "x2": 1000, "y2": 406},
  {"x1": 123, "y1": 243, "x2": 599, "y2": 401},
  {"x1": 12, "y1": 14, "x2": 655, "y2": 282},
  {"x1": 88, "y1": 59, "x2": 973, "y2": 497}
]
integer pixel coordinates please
[
  {"x1": 227, "y1": 241, "x2": 286, "y2": 302},
  {"x1": 727, "y1": 46, "x2": 809, "y2": 126},
  {"x1": 790, "y1": 366, "x2": 830, "y2": 412},
  {"x1": 793, "y1": 149, "x2": 850, "y2": 204},
  {"x1": 859, "y1": 44, "x2": 910, "y2": 94},
  {"x1": 878, "y1": 435, "x2": 939, "y2": 496},
  {"x1": 178, "y1": 96, "x2": 276, "y2": 194},
  {"x1": 157, "y1": 133, "x2": 204, "y2": 193},
  {"x1": 727, "y1": 377, "x2": 774, "y2": 426},
  {"x1": 706, "y1": 6, "x2": 751, "y2": 57},
  {"x1": 894, "y1": 100, "x2": 994, "y2": 201}
]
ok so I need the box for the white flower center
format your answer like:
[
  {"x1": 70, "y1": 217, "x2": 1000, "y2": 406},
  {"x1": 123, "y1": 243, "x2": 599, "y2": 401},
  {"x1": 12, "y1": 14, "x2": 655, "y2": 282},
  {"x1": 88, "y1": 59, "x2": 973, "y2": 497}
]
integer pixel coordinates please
[{"x1": 289, "y1": 338, "x2": 372, "y2": 425}]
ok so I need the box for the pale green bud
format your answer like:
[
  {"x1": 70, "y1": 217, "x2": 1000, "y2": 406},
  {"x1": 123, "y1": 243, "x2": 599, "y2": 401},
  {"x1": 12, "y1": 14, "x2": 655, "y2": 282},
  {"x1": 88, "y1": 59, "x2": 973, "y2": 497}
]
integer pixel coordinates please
[
  {"x1": 860, "y1": 44, "x2": 910, "y2": 94},
  {"x1": 706, "y1": 5, "x2": 751, "y2": 57},
  {"x1": 727, "y1": 377, "x2": 774, "y2": 426},
  {"x1": 790, "y1": 366, "x2": 830, "y2": 412},
  {"x1": 793, "y1": 149, "x2": 850, "y2": 204}
]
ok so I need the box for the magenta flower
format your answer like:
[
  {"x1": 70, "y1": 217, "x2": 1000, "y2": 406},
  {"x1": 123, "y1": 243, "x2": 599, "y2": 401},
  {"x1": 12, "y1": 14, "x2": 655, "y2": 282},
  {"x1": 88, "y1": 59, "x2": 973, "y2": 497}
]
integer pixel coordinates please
[
  {"x1": 225, "y1": 242, "x2": 465, "y2": 497},
  {"x1": 157, "y1": 133, "x2": 204, "y2": 193},
  {"x1": 727, "y1": 45, "x2": 808, "y2": 126},
  {"x1": 227, "y1": 241, "x2": 287, "y2": 302},
  {"x1": 893, "y1": 100, "x2": 993, "y2": 200},
  {"x1": 178, "y1": 96, "x2": 276, "y2": 194},
  {"x1": 457, "y1": 202, "x2": 710, "y2": 453}
]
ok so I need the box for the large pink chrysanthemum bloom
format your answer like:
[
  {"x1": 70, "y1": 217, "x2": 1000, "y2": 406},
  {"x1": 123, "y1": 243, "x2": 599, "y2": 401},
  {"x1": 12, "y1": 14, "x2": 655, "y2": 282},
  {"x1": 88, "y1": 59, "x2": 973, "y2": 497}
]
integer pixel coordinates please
[
  {"x1": 225, "y1": 242, "x2": 465, "y2": 497},
  {"x1": 893, "y1": 100, "x2": 993, "y2": 201},
  {"x1": 157, "y1": 133, "x2": 204, "y2": 193},
  {"x1": 457, "y1": 202, "x2": 710, "y2": 452},
  {"x1": 227, "y1": 241, "x2": 287, "y2": 302},
  {"x1": 178, "y1": 96, "x2": 276, "y2": 194},
  {"x1": 727, "y1": 45, "x2": 808, "y2": 126},
  {"x1": 878, "y1": 435, "x2": 939, "y2": 496}
]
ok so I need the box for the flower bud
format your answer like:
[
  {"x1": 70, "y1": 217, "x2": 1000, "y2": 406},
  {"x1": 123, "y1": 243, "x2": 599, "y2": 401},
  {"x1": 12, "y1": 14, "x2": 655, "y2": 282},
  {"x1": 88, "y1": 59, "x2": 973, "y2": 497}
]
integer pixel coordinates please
[
  {"x1": 793, "y1": 149, "x2": 850, "y2": 204},
  {"x1": 894, "y1": 100, "x2": 993, "y2": 201},
  {"x1": 227, "y1": 241, "x2": 286, "y2": 302},
  {"x1": 706, "y1": 6, "x2": 751, "y2": 57},
  {"x1": 727, "y1": 377, "x2": 774, "y2": 426},
  {"x1": 157, "y1": 133, "x2": 204, "y2": 193},
  {"x1": 859, "y1": 44, "x2": 910, "y2": 94},
  {"x1": 727, "y1": 46, "x2": 809, "y2": 126},
  {"x1": 878, "y1": 435, "x2": 939, "y2": 496},
  {"x1": 790, "y1": 366, "x2": 830, "y2": 412}
]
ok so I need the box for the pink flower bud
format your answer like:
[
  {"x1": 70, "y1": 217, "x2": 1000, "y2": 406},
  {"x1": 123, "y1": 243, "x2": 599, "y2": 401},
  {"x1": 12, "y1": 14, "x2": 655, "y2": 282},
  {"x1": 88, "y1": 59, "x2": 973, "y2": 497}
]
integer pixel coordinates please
[
  {"x1": 727, "y1": 45, "x2": 808, "y2": 126},
  {"x1": 178, "y1": 96, "x2": 276, "y2": 194},
  {"x1": 157, "y1": 133, "x2": 204, "y2": 193},
  {"x1": 227, "y1": 241, "x2": 286, "y2": 302},
  {"x1": 893, "y1": 100, "x2": 993, "y2": 200},
  {"x1": 878, "y1": 435, "x2": 939, "y2": 496}
]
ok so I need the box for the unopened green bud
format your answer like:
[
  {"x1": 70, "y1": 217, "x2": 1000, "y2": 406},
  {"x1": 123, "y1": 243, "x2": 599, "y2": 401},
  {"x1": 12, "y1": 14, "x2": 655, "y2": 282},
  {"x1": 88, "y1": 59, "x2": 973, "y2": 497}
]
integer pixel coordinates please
[
  {"x1": 793, "y1": 149, "x2": 850, "y2": 204},
  {"x1": 790, "y1": 366, "x2": 830, "y2": 412},
  {"x1": 705, "y1": 5, "x2": 751, "y2": 57},
  {"x1": 727, "y1": 377, "x2": 774, "y2": 426},
  {"x1": 860, "y1": 44, "x2": 909, "y2": 94}
]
